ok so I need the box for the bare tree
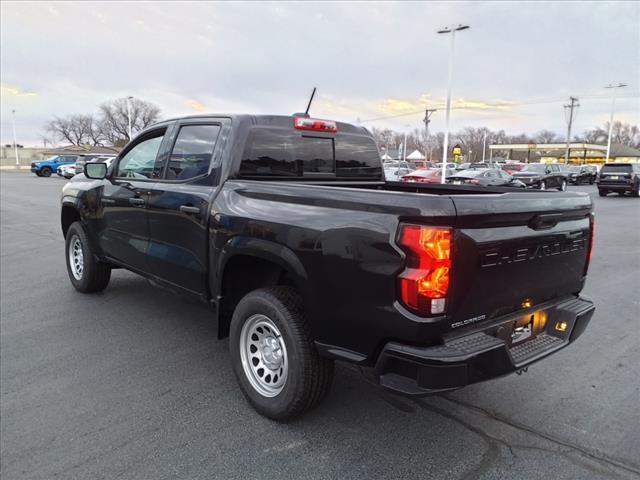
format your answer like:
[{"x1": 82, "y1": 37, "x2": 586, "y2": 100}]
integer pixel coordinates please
[
  {"x1": 98, "y1": 98, "x2": 160, "y2": 147},
  {"x1": 45, "y1": 114, "x2": 103, "y2": 146},
  {"x1": 534, "y1": 129, "x2": 558, "y2": 144},
  {"x1": 579, "y1": 121, "x2": 640, "y2": 148}
]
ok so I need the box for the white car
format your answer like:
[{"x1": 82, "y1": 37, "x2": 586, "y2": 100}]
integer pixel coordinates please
[
  {"x1": 57, "y1": 163, "x2": 77, "y2": 179},
  {"x1": 384, "y1": 165, "x2": 414, "y2": 181}
]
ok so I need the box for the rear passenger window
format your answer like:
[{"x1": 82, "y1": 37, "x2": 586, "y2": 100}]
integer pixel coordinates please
[{"x1": 166, "y1": 124, "x2": 220, "y2": 180}]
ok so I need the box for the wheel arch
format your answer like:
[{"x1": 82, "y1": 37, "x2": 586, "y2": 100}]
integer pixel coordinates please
[
  {"x1": 214, "y1": 237, "x2": 311, "y2": 339},
  {"x1": 61, "y1": 201, "x2": 81, "y2": 238}
]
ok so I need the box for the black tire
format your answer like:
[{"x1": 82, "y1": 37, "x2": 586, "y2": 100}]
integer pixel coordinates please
[
  {"x1": 559, "y1": 180, "x2": 567, "y2": 191},
  {"x1": 229, "y1": 286, "x2": 334, "y2": 421},
  {"x1": 40, "y1": 167, "x2": 52, "y2": 177},
  {"x1": 632, "y1": 184, "x2": 640, "y2": 198},
  {"x1": 598, "y1": 189, "x2": 607, "y2": 197},
  {"x1": 65, "y1": 221, "x2": 111, "y2": 293},
  {"x1": 539, "y1": 180, "x2": 546, "y2": 190}
]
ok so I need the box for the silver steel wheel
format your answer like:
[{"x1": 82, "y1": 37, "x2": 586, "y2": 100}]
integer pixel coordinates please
[
  {"x1": 560, "y1": 180, "x2": 567, "y2": 191},
  {"x1": 68, "y1": 235, "x2": 84, "y2": 280},
  {"x1": 239, "y1": 314, "x2": 288, "y2": 397},
  {"x1": 539, "y1": 181, "x2": 546, "y2": 190}
]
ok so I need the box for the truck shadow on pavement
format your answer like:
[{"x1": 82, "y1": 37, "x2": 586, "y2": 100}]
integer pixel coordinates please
[{"x1": 67, "y1": 271, "x2": 638, "y2": 480}]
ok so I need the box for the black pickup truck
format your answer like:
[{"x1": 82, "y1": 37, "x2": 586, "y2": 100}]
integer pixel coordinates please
[{"x1": 61, "y1": 114, "x2": 595, "y2": 420}]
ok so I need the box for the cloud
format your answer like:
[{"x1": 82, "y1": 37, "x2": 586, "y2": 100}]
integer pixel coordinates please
[
  {"x1": 1, "y1": 84, "x2": 37, "y2": 98},
  {"x1": 379, "y1": 95, "x2": 514, "y2": 115},
  {"x1": 1, "y1": 1, "x2": 638, "y2": 144},
  {"x1": 188, "y1": 100, "x2": 207, "y2": 112}
]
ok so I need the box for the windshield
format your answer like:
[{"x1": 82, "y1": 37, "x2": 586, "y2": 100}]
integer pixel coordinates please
[
  {"x1": 453, "y1": 169, "x2": 485, "y2": 178},
  {"x1": 521, "y1": 164, "x2": 546, "y2": 173},
  {"x1": 506, "y1": 164, "x2": 524, "y2": 171},
  {"x1": 569, "y1": 166, "x2": 582, "y2": 172},
  {"x1": 408, "y1": 169, "x2": 443, "y2": 177},
  {"x1": 602, "y1": 164, "x2": 632, "y2": 173}
]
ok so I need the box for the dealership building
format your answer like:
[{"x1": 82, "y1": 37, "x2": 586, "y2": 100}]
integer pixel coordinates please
[{"x1": 488, "y1": 142, "x2": 640, "y2": 164}]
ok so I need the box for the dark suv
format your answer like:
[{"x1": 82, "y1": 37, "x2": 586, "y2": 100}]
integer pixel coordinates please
[
  {"x1": 568, "y1": 165, "x2": 597, "y2": 185},
  {"x1": 597, "y1": 163, "x2": 640, "y2": 197},
  {"x1": 512, "y1": 163, "x2": 567, "y2": 190}
]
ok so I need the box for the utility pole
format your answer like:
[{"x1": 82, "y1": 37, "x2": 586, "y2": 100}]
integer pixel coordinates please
[
  {"x1": 564, "y1": 96, "x2": 579, "y2": 164},
  {"x1": 604, "y1": 83, "x2": 627, "y2": 161},
  {"x1": 423, "y1": 108, "x2": 436, "y2": 161},
  {"x1": 11, "y1": 109, "x2": 20, "y2": 167},
  {"x1": 437, "y1": 24, "x2": 470, "y2": 184}
]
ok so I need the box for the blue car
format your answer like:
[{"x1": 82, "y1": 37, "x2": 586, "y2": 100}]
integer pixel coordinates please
[{"x1": 31, "y1": 155, "x2": 79, "y2": 177}]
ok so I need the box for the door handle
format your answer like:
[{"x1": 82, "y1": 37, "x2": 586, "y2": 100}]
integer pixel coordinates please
[
  {"x1": 129, "y1": 197, "x2": 145, "y2": 206},
  {"x1": 179, "y1": 205, "x2": 201, "y2": 215}
]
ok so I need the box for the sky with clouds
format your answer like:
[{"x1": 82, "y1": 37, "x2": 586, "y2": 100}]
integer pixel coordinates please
[{"x1": 1, "y1": 1, "x2": 639, "y2": 146}]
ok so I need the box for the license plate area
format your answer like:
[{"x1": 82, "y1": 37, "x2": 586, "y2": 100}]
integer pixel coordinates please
[
  {"x1": 511, "y1": 321, "x2": 533, "y2": 344},
  {"x1": 494, "y1": 311, "x2": 550, "y2": 348}
]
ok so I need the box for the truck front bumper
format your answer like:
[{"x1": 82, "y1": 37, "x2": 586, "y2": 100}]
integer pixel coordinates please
[{"x1": 374, "y1": 296, "x2": 595, "y2": 396}]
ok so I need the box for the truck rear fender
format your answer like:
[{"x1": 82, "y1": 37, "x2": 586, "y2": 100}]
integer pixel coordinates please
[{"x1": 214, "y1": 237, "x2": 310, "y2": 338}]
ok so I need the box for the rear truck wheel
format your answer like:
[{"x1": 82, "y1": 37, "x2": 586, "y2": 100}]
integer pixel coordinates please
[
  {"x1": 598, "y1": 189, "x2": 608, "y2": 197},
  {"x1": 559, "y1": 179, "x2": 567, "y2": 191},
  {"x1": 539, "y1": 180, "x2": 546, "y2": 190},
  {"x1": 229, "y1": 286, "x2": 334, "y2": 421},
  {"x1": 40, "y1": 167, "x2": 52, "y2": 177},
  {"x1": 65, "y1": 221, "x2": 111, "y2": 293},
  {"x1": 590, "y1": 178, "x2": 595, "y2": 185}
]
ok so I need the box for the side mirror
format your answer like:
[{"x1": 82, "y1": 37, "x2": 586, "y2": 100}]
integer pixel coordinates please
[{"x1": 84, "y1": 162, "x2": 108, "y2": 179}]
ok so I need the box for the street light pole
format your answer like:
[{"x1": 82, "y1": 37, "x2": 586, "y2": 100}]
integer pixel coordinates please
[
  {"x1": 11, "y1": 109, "x2": 20, "y2": 167},
  {"x1": 437, "y1": 24, "x2": 470, "y2": 184},
  {"x1": 604, "y1": 83, "x2": 627, "y2": 161},
  {"x1": 126, "y1": 96, "x2": 134, "y2": 142},
  {"x1": 482, "y1": 131, "x2": 487, "y2": 163},
  {"x1": 402, "y1": 132, "x2": 407, "y2": 163}
]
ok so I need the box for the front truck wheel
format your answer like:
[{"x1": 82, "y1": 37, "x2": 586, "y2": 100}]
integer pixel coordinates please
[
  {"x1": 229, "y1": 287, "x2": 334, "y2": 421},
  {"x1": 65, "y1": 221, "x2": 111, "y2": 293}
]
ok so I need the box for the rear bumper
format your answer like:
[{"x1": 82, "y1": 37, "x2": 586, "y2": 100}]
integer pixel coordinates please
[
  {"x1": 597, "y1": 181, "x2": 636, "y2": 192},
  {"x1": 374, "y1": 296, "x2": 595, "y2": 396}
]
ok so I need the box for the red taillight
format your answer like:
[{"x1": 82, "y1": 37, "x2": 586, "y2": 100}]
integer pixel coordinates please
[
  {"x1": 397, "y1": 224, "x2": 452, "y2": 316},
  {"x1": 293, "y1": 117, "x2": 337, "y2": 133},
  {"x1": 584, "y1": 214, "x2": 595, "y2": 275}
]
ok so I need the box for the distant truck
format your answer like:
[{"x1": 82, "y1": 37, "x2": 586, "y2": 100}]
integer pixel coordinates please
[
  {"x1": 31, "y1": 155, "x2": 78, "y2": 177},
  {"x1": 61, "y1": 114, "x2": 596, "y2": 420}
]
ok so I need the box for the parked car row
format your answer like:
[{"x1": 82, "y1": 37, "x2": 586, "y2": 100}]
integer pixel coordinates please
[
  {"x1": 31, "y1": 155, "x2": 79, "y2": 177},
  {"x1": 57, "y1": 154, "x2": 116, "y2": 179},
  {"x1": 30, "y1": 154, "x2": 116, "y2": 178}
]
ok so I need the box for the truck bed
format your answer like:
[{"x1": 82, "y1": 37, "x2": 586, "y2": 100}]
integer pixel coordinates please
[{"x1": 216, "y1": 179, "x2": 593, "y2": 361}]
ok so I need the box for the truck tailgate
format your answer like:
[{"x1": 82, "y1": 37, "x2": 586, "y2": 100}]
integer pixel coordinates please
[{"x1": 447, "y1": 192, "x2": 593, "y2": 330}]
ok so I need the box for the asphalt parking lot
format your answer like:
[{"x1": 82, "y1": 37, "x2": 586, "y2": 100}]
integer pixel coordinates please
[{"x1": 1, "y1": 171, "x2": 639, "y2": 480}]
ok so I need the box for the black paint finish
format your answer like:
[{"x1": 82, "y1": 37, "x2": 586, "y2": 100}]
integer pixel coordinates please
[{"x1": 61, "y1": 114, "x2": 595, "y2": 391}]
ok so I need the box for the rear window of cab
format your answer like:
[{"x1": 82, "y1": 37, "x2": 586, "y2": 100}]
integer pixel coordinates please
[{"x1": 239, "y1": 128, "x2": 382, "y2": 179}]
